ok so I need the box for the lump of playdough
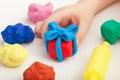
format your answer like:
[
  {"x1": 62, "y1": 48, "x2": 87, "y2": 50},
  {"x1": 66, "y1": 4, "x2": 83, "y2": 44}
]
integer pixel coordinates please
[
  {"x1": 1, "y1": 23, "x2": 35, "y2": 44},
  {"x1": 28, "y1": 2, "x2": 53, "y2": 23},
  {"x1": 101, "y1": 19, "x2": 120, "y2": 44},
  {"x1": 44, "y1": 22, "x2": 78, "y2": 62},
  {"x1": 23, "y1": 61, "x2": 55, "y2": 80},
  {"x1": 0, "y1": 43, "x2": 28, "y2": 67}
]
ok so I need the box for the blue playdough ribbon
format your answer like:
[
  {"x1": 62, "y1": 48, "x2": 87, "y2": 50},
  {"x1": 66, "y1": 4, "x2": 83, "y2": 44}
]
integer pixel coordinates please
[
  {"x1": 1, "y1": 23, "x2": 35, "y2": 44},
  {"x1": 44, "y1": 22, "x2": 78, "y2": 62}
]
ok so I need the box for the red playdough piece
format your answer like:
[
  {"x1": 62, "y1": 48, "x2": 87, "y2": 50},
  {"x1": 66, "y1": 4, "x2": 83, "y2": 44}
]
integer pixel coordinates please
[
  {"x1": 23, "y1": 61, "x2": 55, "y2": 80},
  {"x1": 48, "y1": 39, "x2": 73, "y2": 59}
]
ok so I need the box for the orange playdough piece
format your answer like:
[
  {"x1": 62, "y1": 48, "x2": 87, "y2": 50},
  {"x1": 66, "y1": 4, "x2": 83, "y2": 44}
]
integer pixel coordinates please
[{"x1": 23, "y1": 61, "x2": 55, "y2": 80}]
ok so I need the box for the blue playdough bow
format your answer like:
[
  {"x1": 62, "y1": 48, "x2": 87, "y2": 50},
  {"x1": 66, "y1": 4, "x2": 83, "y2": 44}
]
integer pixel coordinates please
[{"x1": 44, "y1": 22, "x2": 78, "y2": 62}]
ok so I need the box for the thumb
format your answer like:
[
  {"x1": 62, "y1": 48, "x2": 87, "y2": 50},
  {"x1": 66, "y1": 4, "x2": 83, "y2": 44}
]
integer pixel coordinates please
[{"x1": 76, "y1": 19, "x2": 91, "y2": 46}]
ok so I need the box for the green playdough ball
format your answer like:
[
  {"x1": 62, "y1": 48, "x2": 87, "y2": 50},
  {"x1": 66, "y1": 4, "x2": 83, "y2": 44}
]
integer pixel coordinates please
[{"x1": 101, "y1": 20, "x2": 120, "y2": 44}]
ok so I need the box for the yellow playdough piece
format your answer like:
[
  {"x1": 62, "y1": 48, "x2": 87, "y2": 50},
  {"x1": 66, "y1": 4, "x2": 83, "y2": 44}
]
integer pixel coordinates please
[
  {"x1": 83, "y1": 42, "x2": 112, "y2": 80},
  {"x1": 0, "y1": 43, "x2": 28, "y2": 67}
]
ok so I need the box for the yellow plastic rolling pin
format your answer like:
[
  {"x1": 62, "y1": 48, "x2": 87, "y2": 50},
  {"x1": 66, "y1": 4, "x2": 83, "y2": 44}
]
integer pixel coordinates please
[{"x1": 83, "y1": 42, "x2": 112, "y2": 80}]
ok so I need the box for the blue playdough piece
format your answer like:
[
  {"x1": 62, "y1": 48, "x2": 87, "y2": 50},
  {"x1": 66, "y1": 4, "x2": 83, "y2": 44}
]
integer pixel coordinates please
[
  {"x1": 44, "y1": 22, "x2": 78, "y2": 62},
  {"x1": 1, "y1": 23, "x2": 35, "y2": 44}
]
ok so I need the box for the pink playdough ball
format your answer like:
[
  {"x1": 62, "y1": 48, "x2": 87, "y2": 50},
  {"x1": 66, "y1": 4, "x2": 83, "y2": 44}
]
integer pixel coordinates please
[{"x1": 28, "y1": 2, "x2": 53, "y2": 23}]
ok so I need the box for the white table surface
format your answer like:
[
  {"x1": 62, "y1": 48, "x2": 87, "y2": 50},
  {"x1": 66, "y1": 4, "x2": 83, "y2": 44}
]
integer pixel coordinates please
[{"x1": 0, "y1": 0, "x2": 120, "y2": 80}]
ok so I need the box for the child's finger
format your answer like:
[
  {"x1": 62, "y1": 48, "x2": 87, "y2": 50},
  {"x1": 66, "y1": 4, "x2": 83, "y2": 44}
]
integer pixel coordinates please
[
  {"x1": 35, "y1": 21, "x2": 44, "y2": 38},
  {"x1": 76, "y1": 19, "x2": 91, "y2": 46},
  {"x1": 40, "y1": 12, "x2": 65, "y2": 39}
]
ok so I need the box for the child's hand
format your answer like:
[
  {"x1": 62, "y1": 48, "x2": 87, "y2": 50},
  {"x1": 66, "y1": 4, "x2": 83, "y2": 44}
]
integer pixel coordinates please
[
  {"x1": 35, "y1": 0, "x2": 117, "y2": 46},
  {"x1": 35, "y1": 1, "x2": 95, "y2": 46}
]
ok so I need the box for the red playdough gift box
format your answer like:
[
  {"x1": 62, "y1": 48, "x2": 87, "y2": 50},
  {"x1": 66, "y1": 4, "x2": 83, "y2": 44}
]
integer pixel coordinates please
[
  {"x1": 48, "y1": 39, "x2": 73, "y2": 59},
  {"x1": 44, "y1": 21, "x2": 78, "y2": 62}
]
